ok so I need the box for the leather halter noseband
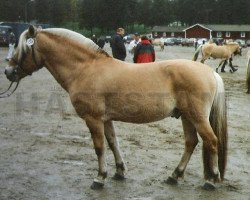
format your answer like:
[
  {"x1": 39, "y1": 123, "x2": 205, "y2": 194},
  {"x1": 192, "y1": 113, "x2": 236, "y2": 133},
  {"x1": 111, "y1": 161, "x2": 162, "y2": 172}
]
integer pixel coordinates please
[
  {"x1": 11, "y1": 38, "x2": 43, "y2": 76},
  {"x1": 0, "y1": 37, "x2": 43, "y2": 98}
]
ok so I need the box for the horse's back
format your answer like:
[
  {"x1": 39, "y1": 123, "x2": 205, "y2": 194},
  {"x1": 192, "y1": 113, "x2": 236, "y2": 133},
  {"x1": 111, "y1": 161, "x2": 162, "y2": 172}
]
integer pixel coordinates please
[
  {"x1": 160, "y1": 59, "x2": 216, "y2": 91},
  {"x1": 107, "y1": 59, "x2": 216, "y2": 92},
  {"x1": 202, "y1": 43, "x2": 230, "y2": 58}
]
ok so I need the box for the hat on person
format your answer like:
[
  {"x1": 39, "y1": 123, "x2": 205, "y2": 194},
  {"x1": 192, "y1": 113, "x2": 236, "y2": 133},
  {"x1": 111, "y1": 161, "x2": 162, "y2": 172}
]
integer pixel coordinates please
[{"x1": 134, "y1": 33, "x2": 140, "y2": 36}]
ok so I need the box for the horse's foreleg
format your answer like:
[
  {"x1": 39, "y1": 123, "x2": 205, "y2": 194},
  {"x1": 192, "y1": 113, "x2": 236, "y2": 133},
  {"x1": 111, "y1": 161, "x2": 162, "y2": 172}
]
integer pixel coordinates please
[
  {"x1": 85, "y1": 117, "x2": 107, "y2": 190},
  {"x1": 166, "y1": 116, "x2": 198, "y2": 185},
  {"x1": 220, "y1": 60, "x2": 227, "y2": 72},
  {"x1": 215, "y1": 60, "x2": 227, "y2": 73},
  {"x1": 104, "y1": 120, "x2": 126, "y2": 180},
  {"x1": 195, "y1": 120, "x2": 220, "y2": 190}
]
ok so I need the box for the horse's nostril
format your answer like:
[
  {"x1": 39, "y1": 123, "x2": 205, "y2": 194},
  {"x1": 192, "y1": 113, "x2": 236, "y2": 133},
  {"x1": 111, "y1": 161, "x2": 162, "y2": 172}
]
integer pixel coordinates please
[{"x1": 4, "y1": 66, "x2": 15, "y2": 77}]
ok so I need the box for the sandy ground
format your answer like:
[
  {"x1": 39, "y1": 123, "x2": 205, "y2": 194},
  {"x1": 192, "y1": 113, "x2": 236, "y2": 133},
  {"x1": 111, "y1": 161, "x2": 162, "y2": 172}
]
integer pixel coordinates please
[{"x1": 0, "y1": 44, "x2": 249, "y2": 200}]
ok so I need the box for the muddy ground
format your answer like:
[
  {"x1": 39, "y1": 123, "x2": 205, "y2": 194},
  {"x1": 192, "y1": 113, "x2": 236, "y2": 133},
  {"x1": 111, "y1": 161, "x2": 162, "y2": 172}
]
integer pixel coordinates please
[{"x1": 0, "y1": 44, "x2": 249, "y2": 200}]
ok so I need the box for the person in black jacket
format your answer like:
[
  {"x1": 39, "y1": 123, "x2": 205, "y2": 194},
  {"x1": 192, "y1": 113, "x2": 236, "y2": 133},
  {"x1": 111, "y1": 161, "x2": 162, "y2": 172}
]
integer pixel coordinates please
[{"x1": 110, "y1": 28, "x2": 126, "y2": 61}]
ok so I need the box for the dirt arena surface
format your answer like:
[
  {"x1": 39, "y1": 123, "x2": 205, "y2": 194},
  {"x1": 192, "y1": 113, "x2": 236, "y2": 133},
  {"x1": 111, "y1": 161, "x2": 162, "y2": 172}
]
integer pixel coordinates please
[{"x1": 0, "y1": 44, "x2": 249, "y2": 200}]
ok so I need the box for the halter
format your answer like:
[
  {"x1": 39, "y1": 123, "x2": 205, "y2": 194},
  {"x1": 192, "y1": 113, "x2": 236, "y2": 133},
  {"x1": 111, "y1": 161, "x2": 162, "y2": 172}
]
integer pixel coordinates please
[
  {"x1": 11, "y1": 37, "x2": 43, "y2": 76},
  {"x1": 0, "y1": 37, "x2": 43, "y2": 98}
]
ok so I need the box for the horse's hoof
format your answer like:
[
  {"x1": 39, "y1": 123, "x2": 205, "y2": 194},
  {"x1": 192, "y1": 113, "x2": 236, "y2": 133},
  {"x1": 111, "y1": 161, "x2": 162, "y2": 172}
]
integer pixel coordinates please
[
  {"x1": 202, "y1": 181, "x2": 216, "y2": 190},
  {"x1": 165, "y1": 176, "x2": 178, "y2": 185},
  {"x1": 112, "y1": 173, "x2": 126, "y2": 181},
  {"x1": 90, "y1": 181, "x2": 104, "y2": 190}
]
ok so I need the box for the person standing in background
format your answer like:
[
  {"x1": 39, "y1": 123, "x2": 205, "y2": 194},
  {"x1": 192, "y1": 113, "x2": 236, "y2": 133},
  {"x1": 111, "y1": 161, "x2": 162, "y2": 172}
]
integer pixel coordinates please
[
  {"x1": 91, "y1": 34, "x2": 98, "y2": 44},
  {"x1": 128, "y1": 33, "x2": 140, "y2": 54},
  {"x1": 6, "y1": 29, "x2": 16, "y2": 61},
  {"x1": 110, "y1": 27, "x2": 126, "y2": 61},
  {"x1": 133, "y1": 35, "x2": 155, "y2": 63}
]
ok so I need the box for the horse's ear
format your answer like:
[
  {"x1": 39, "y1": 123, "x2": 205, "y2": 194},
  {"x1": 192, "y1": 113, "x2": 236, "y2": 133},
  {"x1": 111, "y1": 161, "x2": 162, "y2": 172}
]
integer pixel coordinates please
[{"x1": 28, "y1": 25, "x2": 36, "y2": 37}]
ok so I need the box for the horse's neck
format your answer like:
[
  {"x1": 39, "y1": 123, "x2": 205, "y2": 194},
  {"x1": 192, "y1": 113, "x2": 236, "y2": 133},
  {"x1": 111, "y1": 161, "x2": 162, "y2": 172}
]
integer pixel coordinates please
[
  {"x1": 226, "y1": 44, "x2": 237, "y2": 53},
  {"x1": 39, "y1": 37, "x2": 101, "y2": 92}
]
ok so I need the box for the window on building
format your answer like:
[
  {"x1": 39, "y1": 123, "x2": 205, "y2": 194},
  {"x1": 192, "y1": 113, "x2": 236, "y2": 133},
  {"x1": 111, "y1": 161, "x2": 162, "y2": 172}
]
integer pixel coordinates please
[
  {"x1": 217, "y1": 32, "x2": 222, "y2": 37},
  {"x1": 171, "y1": 32, "x2": 175, "y2": 37},
  {"x1": 241, "y1": 32, "x2": 246, "y2": 38},
  {"x1": 226, "y1": 32, "x2": 230, "y2": 37}
]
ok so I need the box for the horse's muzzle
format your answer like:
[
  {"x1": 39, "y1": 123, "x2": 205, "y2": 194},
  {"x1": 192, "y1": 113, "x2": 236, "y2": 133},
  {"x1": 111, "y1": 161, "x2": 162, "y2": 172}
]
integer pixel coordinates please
[{"x1": 4, "y1": 66, "x2": 19, "y2": 82}]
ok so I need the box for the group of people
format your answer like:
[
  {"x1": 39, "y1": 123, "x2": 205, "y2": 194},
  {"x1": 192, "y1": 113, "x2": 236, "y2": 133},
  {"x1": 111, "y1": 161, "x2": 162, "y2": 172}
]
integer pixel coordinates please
[{"x1": 108, "y1": 27, "x2": 155, "y2": 63}]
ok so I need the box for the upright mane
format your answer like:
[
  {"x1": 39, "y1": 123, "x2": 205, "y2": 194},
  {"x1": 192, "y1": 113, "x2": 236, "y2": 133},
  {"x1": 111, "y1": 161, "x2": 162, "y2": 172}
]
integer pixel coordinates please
[
  {"x1": 45, "y1": 28, "x2": 110, "y2": 57},
  {"x1": 46, "y1": 28, "x2": 99, "y2": 49},
  {"x1": 16, "y1": 28, "x2": 110, "y2": 62}
]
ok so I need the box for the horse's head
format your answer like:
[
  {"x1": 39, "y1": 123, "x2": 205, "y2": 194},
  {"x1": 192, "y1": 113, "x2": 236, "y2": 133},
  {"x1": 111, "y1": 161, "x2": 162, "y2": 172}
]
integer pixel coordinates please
[
  {"x1": 227, "y1": 42, "x2": 242, "y2": 56},
  {"x1": 5, "y1": 25, "x2": 43, "y2": 82},
  {"x1": 234, "y1": 45, "x2": 242, "y2": 56}
]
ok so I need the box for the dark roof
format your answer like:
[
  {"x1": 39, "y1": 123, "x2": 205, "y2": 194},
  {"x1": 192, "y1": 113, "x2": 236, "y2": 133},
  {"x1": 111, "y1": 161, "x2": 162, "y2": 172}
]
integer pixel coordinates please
[
  {"x1": 205, "y1": 24, "x2": 250, "y2": 32},
  {"x1": 184, "y1": 23, "x2": 250, "y2": 32},
  {"x1": 154, "y1": 24, "x2": 250, "y2": 33},
  {"x1": 152, "y1": 26, "x2": 186, "y2": 32}
]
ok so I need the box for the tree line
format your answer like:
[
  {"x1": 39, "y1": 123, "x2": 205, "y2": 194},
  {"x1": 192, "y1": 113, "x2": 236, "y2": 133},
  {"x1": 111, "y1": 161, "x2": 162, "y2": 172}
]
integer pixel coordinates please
[{"x1": 0, "y1": 0, "x2": 249, "y2": 35}]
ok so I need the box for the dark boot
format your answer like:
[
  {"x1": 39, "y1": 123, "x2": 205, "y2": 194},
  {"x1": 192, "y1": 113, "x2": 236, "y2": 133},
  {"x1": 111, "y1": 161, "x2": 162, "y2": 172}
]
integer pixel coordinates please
[{"x1": 230, "y1": 66, "x2": 238, "y2": 73}]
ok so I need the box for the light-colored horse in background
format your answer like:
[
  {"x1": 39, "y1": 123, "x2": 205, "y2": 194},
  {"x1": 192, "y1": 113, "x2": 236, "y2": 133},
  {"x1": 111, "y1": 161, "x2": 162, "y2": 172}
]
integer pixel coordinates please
[
  {"x1": 193, "y1": 42, "x2": 242, "y2": 73},
  {"x1": 246, "y1": 50, "x2": 250, "y2": 94},
  {"x1": 151, "y1": 38, "x2": 164, "y2": 51},
  {"x1": 4, "y1": 26, "x2": 228, "y2": 190}
]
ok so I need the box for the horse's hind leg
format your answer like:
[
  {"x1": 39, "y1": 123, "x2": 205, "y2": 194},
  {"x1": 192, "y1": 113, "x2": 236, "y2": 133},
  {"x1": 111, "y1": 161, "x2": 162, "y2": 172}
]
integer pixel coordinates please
[
  {"x1": 166, "y1": 116, "x2": 198, "y2": 185},
  {"x1": 85, "y1": 117, "x2": 107, "y2": 189},
  {"x1": 195, "y1": 120, "x2": 220, "y2": 189},
  {"x1": 104, "y1": 120, "x2": 126, "y2": 180}
]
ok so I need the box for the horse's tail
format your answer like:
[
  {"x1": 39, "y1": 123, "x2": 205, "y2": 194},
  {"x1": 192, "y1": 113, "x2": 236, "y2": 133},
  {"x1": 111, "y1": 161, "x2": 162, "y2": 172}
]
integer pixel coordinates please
[
  {"x1": 246, "y1": 56, "x2": 250, "y2": 93},
  {"x1": 192, "y1": 45, "x2": 202, "y2": 61},
  {"x1": 205, "y1": 72, "x2": 228, "y2": 180}
]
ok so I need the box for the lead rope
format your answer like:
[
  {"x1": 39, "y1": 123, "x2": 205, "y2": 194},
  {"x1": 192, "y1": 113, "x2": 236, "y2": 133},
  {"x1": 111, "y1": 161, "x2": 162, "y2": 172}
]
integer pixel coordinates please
[
  {"x1": 0, "y1": 81, "x2": 19, "y2": 98},
  {"x1": 0, "y1": 82, "x2": 14, "y2": 95}
]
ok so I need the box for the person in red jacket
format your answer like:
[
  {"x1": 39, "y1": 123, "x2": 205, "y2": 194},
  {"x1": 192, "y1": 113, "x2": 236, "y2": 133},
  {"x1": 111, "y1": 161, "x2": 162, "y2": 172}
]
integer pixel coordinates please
[{"x1": 133, "y1": 35, "x2": 155, "y2": 63}]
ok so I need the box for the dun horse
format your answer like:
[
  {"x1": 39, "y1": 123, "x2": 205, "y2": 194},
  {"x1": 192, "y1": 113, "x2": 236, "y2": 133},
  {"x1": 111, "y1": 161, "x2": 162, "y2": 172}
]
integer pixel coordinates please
[
  {"x1": 247, "y1": 50, "x2": 250, "y2": 94},
  {"x1": 193, "y1": 42, "x2": 241, "y2": 73},
  {"x1": 152, "y1": 38, "x2": 164, "y2": 51},
  {"x1": 3, "y1": 26, "x2": 228, "y2": 190}
]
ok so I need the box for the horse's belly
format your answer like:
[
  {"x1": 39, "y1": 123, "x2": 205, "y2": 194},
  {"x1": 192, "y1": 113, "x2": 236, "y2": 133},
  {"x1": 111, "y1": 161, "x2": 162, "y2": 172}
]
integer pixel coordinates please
[{"x1": 106, "y1": 96, "x2": 176, "y2": 123}]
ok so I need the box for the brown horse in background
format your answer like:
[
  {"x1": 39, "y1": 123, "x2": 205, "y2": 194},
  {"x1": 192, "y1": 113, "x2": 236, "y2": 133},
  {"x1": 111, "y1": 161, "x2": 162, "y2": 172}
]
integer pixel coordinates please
[
  {"x1": 3, "y1": 26, "x2": 228, "y2": 190},
  {"x1": 193, "y1": 42, "x2": 242, "y2": 73},
  {"x1": 246, "y1": 50, "x2": 250, "y2": 94}
]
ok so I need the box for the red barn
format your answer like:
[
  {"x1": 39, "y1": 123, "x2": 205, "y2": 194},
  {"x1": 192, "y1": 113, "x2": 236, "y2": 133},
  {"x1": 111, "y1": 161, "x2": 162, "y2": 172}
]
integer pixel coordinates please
[
  {"x1": 184, "y1": 24, "x2": 250, "y2": 40},
  {"x1": 152, "y1": 24, "x2": 250, "y2": 41}
]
